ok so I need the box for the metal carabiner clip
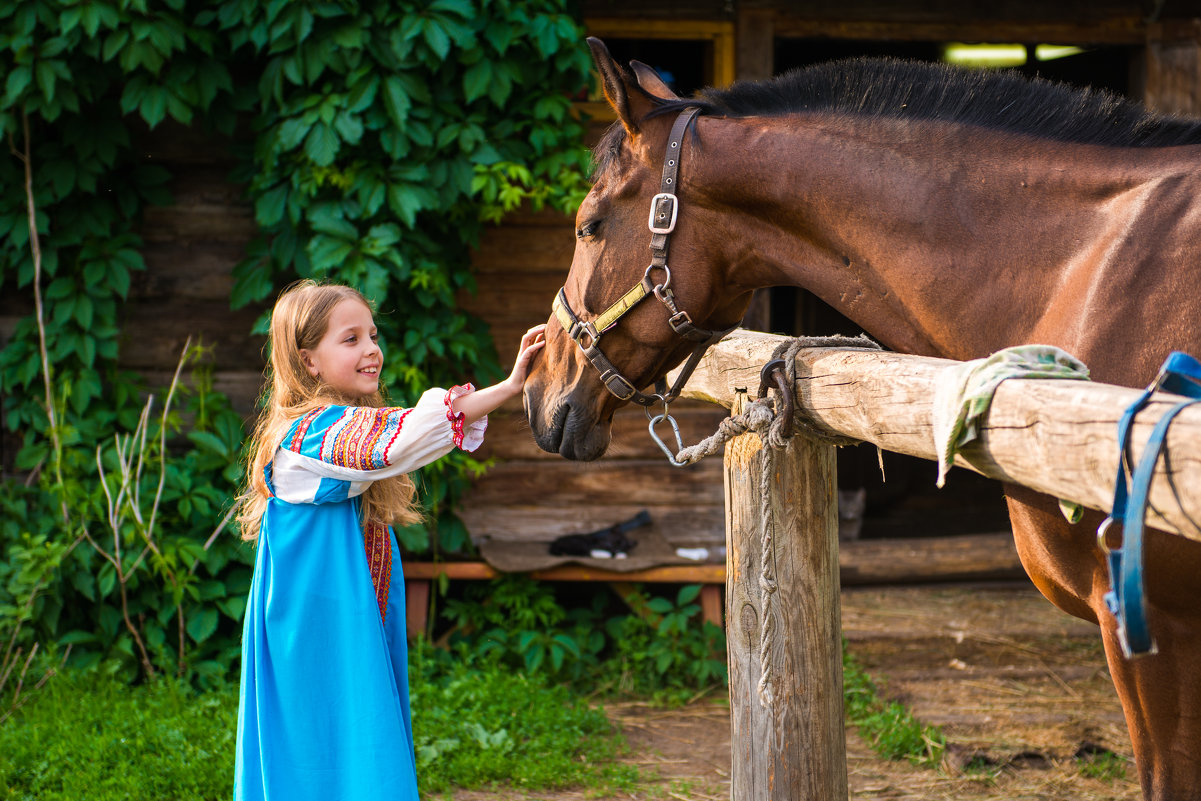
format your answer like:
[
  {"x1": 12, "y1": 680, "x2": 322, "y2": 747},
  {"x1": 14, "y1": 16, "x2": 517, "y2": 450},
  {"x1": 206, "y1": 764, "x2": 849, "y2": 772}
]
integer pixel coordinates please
[{"x1": 648, "y1": 411, "x2": 686, "y2": 467}]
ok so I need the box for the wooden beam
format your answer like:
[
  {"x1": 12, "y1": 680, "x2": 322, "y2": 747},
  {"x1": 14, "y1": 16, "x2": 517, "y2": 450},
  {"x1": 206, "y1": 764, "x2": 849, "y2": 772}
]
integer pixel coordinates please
[
  {"x1": 725, "y1": 394, "x2": 846, "y2": 799},
  {"x1": 670, "y1": 329, "x2": 1201, "y2": 541},
  {"x1": 769, "y1": 18, "x2": 1146, "y2": 44},
  {"x1": 401, "y1": 561, "x2": 726, "y2": 583},
  {"x1": 839, "y1": 532, "x2": 1022, "y2": 585},
  {"x1": 402, "y1": 533, "x2": 1023, "y2": 587}
]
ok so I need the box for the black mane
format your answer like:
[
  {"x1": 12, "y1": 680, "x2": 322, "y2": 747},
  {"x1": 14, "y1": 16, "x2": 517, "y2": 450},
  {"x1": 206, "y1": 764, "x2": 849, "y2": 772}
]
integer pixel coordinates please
[{"x1": 597, "y1": 57, "x2": 1201, "y2": 171}]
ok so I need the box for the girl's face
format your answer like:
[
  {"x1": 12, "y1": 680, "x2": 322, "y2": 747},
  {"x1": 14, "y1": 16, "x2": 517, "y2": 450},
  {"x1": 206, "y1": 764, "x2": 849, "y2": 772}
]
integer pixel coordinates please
[{"x1": 299, "y1": 298, "x2": 382, "y2": 399}]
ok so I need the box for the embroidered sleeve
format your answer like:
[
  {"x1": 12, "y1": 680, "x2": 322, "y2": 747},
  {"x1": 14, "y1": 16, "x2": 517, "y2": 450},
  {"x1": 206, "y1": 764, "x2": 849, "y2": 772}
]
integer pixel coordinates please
[
  {"x1": 444, "y1": 383, "x2": 487, "y2": 451},
  {"x1": 271, "y1": 386, "x2": 488, "y2": 494}
]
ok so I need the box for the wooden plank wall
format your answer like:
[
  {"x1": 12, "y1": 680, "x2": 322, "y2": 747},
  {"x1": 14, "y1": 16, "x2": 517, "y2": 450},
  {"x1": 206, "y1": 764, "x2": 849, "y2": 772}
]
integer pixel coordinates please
[{"x1": 126, "y1": 124, "x2": 268, "y2": 416}]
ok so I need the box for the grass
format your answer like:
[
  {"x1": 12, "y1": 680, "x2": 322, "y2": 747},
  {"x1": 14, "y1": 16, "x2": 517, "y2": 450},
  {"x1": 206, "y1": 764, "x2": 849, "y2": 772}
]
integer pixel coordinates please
[
  {"x1": 1077, "y1": 748, "x2": 1129, "y2": 781},
  {"x1": 410, "y1": 649, "x2": 640, "y2": 795},
  {"x1": 841, "y1": 640, "x2": 946, "y2": 768},
  {"x1": 0, "y1": 657, "x2": 639, "y2": 801},
  {"x1": 0, "y1": 641, "x2": 956, "y2": 800},
  {"x1": 0, "y1": 672, "x2": 237, "y2": 801}
]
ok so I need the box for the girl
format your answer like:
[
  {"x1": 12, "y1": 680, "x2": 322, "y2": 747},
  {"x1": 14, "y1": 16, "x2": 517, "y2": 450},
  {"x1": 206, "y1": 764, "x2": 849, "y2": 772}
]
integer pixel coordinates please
[{"x1": 233, "y1": 280, "x2": 545, "y2": 801}]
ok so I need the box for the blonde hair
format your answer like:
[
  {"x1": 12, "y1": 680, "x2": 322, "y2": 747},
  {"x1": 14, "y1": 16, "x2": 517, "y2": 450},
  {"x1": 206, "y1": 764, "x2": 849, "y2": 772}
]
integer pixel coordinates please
[{"x1": 237, "y1": 280, "x2": 422, "y2": 541}]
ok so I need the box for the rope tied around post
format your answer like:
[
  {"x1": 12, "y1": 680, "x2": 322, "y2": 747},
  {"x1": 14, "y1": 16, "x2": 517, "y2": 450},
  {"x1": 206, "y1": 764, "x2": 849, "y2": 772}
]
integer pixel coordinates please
[
  {"x1": 659, "y1": 333, "x2": 881, "y2": 708},
  {"x1": 669, "y1": 334, "x2": 881, "y2": 465}
]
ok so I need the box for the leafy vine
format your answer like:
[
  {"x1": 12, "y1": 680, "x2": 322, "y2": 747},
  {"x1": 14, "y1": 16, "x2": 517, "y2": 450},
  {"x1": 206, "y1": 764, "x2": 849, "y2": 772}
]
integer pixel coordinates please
[{"x1": 0, "y1": 0, "x2": 593, "y2": 681}]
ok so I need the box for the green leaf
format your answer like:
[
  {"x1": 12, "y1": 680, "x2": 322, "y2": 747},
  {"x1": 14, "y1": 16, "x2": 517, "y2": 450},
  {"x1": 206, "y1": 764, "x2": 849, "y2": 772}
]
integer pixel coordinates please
[
  {"x1": 5, "y1": 65, "x2": 31, "y2": 102},
  {"x1": 304, "y1": 122, "x2": 339, "y2": 166},
  {"x1": 677, "y1": 584, "x2": 701, "y2": 605},
  {"x1": 187, "y1": 607, "x2": 219, "y2": 643},
  {"x1": 36, "y1": 60, "x2": 58, "y2": 102},
  {"x1": 255, "y1": 183, "x2": 289, "y2": 226},
  {"x1": 139, "y1": 86, "x2": 168, "y2": 128},
  {"x1": 97, "y1": 563, "x2": 117, "y2": 599},
  {"x1": 382, "y1": 75, "x2": 411, "y2": 128},
  {"x1": 333, "y1": 111, "x2": 363, "y2": 145},
  {"x1": 646, "y1": 597, "x2": 673, "y2": 614},
  {"x1": 188, "y1": 430, "x2": 230, "y2": 458},
  {"x1": 422, "y1": 19, "x2": 451, "y2": 59},
  {"x1": 463, "y1": 61, "x2": 491, "y2": 104}
]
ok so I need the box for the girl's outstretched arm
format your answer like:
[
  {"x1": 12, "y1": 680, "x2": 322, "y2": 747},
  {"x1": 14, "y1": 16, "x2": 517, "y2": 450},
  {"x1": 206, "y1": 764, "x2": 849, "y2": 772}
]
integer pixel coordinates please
[{"x1": 452, "y1": 324, "x2": 546, "y2": 425}]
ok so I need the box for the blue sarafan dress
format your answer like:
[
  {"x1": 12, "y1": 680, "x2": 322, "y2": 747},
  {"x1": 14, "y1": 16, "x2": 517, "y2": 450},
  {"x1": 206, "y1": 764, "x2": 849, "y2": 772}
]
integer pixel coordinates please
[{"x1": 234, "y1": 385, "x2": 486, "y2": 801}]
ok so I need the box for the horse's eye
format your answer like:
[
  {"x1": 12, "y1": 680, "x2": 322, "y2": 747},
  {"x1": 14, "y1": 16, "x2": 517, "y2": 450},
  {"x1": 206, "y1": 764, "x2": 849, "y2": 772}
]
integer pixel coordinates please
[{"x1": 576, "y1": 220, "x2": 601, "y2": 240}]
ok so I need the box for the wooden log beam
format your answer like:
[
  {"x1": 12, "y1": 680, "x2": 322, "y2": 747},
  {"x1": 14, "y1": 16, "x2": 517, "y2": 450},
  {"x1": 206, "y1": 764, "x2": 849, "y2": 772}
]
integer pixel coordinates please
[
  {"x1": 725, "y1": 394, "x2": 847, "y2": 800},
  {"x1": 670, "y1": 329, "x2": 1201, "y2": 541},
  {"x1": 401, "y1": 533, "x2": 1022, "y2": 587}
]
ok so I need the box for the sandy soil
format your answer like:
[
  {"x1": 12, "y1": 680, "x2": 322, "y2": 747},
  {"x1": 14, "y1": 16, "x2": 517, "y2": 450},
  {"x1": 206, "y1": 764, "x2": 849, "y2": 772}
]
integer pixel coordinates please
[{"x1": 437, "y1": 583, "x2": 1141, "y2": 801}]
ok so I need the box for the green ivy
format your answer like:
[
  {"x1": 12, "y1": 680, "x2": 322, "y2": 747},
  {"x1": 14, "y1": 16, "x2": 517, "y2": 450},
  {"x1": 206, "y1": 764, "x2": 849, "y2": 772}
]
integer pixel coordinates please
[{"x1": 0, "y1": 0, "x2": 593, "y2": 682}]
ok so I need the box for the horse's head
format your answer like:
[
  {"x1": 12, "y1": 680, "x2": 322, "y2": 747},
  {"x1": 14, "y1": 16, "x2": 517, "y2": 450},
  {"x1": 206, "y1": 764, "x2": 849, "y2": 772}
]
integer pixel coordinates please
[{"x1": 524, "y1": 38, "x2": 752, "y2": 461}]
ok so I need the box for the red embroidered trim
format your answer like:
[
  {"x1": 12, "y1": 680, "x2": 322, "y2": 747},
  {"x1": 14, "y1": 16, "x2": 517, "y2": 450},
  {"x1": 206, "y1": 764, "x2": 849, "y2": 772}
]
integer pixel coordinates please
[
  {"x1": 444, "y1": 384, "x2": 473, "y2": 449},
  {"x1": 287, "y1": 407, "x2": 325, "y2": 452},
  {"x1": 363, "y1": 520, "x2": 392, "y2": 623},
  {"x1": 323, "y1": 407, "x2": 409, "y2": 470}
]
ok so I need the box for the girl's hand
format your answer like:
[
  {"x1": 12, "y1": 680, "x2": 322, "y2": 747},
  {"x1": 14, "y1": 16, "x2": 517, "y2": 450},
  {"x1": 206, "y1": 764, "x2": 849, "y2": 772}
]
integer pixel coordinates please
[{"x1": 505, "y1": 324, "x2": 546, "y2": 394}]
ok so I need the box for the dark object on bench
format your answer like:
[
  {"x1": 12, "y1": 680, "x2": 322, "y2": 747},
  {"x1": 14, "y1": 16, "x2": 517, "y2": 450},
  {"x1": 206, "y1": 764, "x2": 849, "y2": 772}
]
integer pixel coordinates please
[{"x1": 548, "y1": 510, "x2": 650, "y2": 559}]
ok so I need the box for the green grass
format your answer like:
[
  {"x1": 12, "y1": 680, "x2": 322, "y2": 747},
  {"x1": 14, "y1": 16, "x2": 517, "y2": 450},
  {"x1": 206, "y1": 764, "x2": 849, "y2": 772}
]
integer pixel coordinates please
[
  {"x1": 0, "y1": 673, "x2": 237, "y2": 801},
  {"x1": 842, "y1": 641, "x2": 946, "y2": 768},
  {"x1": 1077, "y1": 748, "x2": 1128, "y2": 781},
  {"x1": 0, "y1": 658, "x2": 639, "y2": 801},
  {"x1": 410, "y1": 649, "x2": 639, "y2": 794}
]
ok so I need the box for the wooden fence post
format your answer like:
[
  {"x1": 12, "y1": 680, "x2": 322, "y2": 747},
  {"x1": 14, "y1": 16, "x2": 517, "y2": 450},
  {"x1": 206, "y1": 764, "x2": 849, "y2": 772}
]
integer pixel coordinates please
[{"x1": 725, "y1": 393, "x2": 848, "y2": 800}]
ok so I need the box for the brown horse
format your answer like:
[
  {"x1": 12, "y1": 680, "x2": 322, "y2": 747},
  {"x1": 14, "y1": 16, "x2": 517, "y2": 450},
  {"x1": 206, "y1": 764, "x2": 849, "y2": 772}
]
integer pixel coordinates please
[{"x1": 524, "y1": 39, "x2": 1201, "y2": 799}]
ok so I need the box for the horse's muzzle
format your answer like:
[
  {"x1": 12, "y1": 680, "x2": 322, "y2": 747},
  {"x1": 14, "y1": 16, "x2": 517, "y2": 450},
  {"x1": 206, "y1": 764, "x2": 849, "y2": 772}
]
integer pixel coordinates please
[{"x1": 525, "y1": 384, "x2": 612, "y2": 461}]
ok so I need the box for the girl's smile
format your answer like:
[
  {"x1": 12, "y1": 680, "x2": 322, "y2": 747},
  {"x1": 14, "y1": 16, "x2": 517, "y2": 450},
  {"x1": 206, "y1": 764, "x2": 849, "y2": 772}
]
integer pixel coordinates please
[{"x1": 299, "y1": 298, "x2": 383, "y2": 399}]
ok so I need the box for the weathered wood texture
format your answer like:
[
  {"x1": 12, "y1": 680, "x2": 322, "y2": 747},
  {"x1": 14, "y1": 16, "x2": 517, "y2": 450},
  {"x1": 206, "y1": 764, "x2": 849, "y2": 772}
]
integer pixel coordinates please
[
  {"x1": 725, "y1": 395, "x2": 847, "y2": 801},
  {"x1": 400, "y1": 531, "x2": 1021, "y2": 585},
  {"x1": 672, "y1": 329, "x2": 1201, "y2": 542},
  {"x1": 839, "y1": 532, "x2": 1022, "y2": 585},
  {"x1": 1145, "y1": 20, "x2": 1201, "y2": 115},
  {"x1": 580, "y1": 0, "x2": 1154, "y2": 42}
]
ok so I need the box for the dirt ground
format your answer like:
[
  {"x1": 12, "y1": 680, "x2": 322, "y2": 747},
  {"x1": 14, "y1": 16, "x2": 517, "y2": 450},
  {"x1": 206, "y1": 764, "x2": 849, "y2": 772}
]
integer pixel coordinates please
[{"x1": 441, "y1": 582, "x2": 1141, "y2": 801}]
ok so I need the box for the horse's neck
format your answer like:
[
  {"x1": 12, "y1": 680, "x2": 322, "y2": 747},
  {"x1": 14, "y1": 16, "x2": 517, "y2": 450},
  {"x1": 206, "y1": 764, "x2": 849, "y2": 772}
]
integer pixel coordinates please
[{"x1": 707, "y1": 115, "x2": 1192, "y2": 361}]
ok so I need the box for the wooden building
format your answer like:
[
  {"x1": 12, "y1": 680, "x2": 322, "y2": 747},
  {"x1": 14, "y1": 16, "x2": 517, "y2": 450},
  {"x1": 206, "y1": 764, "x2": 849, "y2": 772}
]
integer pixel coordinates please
[
  {"x1": 459, "y1": 0, "x2": 1201, "y2": 571},
  {"x1": 5, "y1": 0, "x2": 1201, "y2": 579}
]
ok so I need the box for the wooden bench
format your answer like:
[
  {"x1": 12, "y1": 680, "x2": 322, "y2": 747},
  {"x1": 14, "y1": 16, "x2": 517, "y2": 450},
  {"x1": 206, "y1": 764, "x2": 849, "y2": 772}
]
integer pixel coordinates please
[
  {"x1": 402, "y1": 561, "x2": 725, "y2": 640},
  {"x1": 401, "y1": 532, "x2": 1027, "y2": 640}
]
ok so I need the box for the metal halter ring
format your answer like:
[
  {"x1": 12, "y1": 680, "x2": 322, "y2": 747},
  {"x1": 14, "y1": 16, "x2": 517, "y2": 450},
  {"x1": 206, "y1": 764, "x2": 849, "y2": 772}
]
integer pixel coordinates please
[
  {"x1": 1096, "y1": 516, "x2": 1120, "y2": 555},
  {"x1": 644, "y1": 263, "x2": 672, "y2": 293}
]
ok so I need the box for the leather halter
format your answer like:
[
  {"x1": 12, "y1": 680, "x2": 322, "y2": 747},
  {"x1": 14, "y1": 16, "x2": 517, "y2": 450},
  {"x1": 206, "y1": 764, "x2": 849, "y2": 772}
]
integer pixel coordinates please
[{"x1": 552, "y1": 107, "x2": 735, "y2": 408}]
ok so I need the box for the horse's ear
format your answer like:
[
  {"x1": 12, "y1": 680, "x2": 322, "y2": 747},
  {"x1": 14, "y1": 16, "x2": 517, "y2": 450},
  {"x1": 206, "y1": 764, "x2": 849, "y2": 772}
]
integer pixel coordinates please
[
  {"x1": 587, "y1": 37, "x2": 657, "y2": 137},
  {"x1": 629, "y1": 61, "x2": 680, "y2": 102}
]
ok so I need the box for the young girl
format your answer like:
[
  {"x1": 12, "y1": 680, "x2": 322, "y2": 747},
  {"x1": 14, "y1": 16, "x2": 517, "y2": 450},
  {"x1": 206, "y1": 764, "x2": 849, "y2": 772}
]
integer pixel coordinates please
[{"x1": 233, "y1": 280, "x2": 544, "y2": 801}]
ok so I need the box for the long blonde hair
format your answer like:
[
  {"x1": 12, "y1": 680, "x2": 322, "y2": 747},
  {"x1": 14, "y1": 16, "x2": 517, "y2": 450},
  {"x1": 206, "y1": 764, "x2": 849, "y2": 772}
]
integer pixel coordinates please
[{"x1": 237, "y1": 280, "x2": 422, "y2": 541}]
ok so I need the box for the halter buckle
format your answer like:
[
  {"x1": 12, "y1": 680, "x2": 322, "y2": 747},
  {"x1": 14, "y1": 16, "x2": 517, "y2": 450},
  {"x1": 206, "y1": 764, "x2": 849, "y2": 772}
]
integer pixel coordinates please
[
  {"x1": 569, "y1": 320, "x2": 601, "y2": 349},
  {"x1": 598, "y1": 368, "x2": 637, "y2": 400},
  {"x1": 648, "y1": 192, "x2": 679, "y2": 235},
  {"x1": 667, "y1": 310, "x2": 693, "y2": 333}
]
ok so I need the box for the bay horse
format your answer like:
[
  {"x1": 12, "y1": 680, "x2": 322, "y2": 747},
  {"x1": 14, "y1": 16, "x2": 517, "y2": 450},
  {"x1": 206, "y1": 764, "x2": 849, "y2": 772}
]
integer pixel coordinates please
[{"x1": 523, "y1": 38, "x2": 1201, "y2": 799}]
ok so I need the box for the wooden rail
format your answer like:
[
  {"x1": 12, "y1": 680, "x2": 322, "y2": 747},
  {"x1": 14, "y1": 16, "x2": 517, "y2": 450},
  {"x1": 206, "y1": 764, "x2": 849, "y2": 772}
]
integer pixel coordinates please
[
  {"x1": 666, "y1": 329, "x2": 1201, "y2": 800},
  {"x1": 672, "y1": 329, "x2": 1201, "y2": 541}
]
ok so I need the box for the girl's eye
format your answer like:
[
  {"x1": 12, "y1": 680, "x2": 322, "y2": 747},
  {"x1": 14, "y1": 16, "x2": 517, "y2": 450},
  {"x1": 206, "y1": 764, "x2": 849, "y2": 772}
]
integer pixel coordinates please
[{"x1": 576, "y1": 220, "x2": 601, "y2": 239}]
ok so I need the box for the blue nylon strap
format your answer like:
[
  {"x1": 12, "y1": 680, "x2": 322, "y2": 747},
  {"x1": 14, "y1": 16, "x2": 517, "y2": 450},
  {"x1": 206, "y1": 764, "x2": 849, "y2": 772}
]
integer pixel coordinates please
[{"x1": 1104, "y1": 351, "x2": 1201, "y2": 659}]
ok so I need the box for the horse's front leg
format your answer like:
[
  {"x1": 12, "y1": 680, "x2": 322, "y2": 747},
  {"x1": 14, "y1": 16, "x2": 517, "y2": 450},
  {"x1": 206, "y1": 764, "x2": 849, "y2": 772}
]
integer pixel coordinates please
[
  {"x1": 1006, "y1": 485, "x2": 1201, "y2": 800},
  {"x1": 1100, "y1": 604, "x2": 1201, "y2": 800}
]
